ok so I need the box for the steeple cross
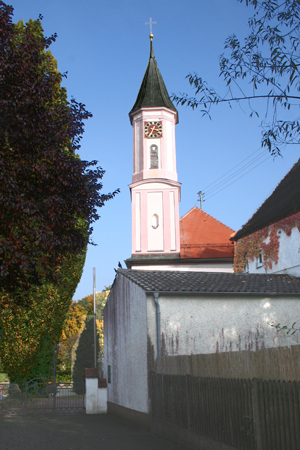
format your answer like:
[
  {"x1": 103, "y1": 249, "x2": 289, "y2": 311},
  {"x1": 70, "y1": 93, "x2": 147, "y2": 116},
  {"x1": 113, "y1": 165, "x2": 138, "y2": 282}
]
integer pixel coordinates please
[{"x1": 145, "y1": 17, "x2": 157, "y2": 35}]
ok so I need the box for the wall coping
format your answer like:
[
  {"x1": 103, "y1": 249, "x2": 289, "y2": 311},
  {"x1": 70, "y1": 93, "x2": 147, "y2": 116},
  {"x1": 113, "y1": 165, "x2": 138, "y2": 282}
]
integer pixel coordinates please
[{"x1": 85, "y1": 368, "x2": 107, "y2": 388}]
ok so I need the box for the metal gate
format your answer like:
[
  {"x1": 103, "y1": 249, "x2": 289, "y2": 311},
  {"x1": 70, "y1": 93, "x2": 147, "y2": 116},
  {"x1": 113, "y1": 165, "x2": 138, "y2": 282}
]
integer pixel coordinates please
[{"x1": 0, "y1": 378, "x2": 85, "y2": 415}]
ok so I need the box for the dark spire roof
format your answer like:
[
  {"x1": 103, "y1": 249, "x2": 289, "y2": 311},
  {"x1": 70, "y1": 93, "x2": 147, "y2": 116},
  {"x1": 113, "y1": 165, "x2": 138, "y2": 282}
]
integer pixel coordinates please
[
  {"x1": 232, "y1": 158, "x2": 300, "y2": 241},
  {"x1": 130, "y1": 39, "x2": 177, "y2": 115}
]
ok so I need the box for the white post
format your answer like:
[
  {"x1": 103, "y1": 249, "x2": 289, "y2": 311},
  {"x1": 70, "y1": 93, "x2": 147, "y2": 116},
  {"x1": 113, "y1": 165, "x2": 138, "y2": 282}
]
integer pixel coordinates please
[{"x1": 85, "y1": 368, "x2": 107, "y2": 414}]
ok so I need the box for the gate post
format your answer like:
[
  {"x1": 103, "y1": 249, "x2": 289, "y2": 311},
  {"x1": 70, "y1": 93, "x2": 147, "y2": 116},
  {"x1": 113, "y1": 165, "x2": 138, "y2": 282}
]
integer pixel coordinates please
[{"x1": 85, "y1": 368, "x2": 107, "y2": 414}]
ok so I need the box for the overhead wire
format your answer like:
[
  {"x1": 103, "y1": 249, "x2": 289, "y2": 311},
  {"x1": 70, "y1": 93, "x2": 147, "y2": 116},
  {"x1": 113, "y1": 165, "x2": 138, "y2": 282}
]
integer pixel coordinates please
[
  {"x1": 202, "y1": 147, "x2": 265, "y2": 192},
  {"x1": 204, "y1": 154, "x2": 272, "y2": 201},
  {"x1": 204, "y1": 151, "x2": 271, "y2": 197}
]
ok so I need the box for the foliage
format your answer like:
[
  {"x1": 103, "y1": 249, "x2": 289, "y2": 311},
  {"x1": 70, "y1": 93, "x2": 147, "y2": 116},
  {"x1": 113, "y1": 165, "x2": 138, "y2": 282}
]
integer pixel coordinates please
[
  {"x1": 56, "y1": 302, "x2": 87, "y2": 382},
  {"x1": 96, "y1": 316, "x2": 104, "y2": 372},
  {"x1": 234, "y1": 211, "x2": 300, "y2": 272},
  {"x1": 0, "y1": 372, "x2": 8, "y2": 382},
  {"x1": 0, "y1": 2, "x2": 119, "y2": 295},
  {"x1": 72, "y1": 315, "x2": 100, "y2": 388},
  {"x1": 77, "y1": 288, "x2": 110, "y2": 315},
  {"x1": 56, "y1": 288, "x2": 110, "y2": 382},
  {"x1": 61, "y1": 303, "x2": 87, "y2": 341},
  {"x1": 173, "y1": 0, "x2": 300, "y2": 156},
  {"x1": 0, "y1": 251, "x2": 85, "y2": 384},
  {"x1": 0, "y1": 2, "x2": 118, "y2": 382}
]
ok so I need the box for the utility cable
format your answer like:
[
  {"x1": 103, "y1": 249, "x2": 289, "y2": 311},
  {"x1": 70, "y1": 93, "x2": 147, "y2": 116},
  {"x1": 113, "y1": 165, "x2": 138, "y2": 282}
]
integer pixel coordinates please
[
  {"x1": 204, "y1": 155, "x2": 271, "y2": 201},
  {"x1": 202, "y1": 147, "x2": 266, "y2": 192},
  {"x1": 204, "y1": 151, "x2": 269, "y2": 196}
]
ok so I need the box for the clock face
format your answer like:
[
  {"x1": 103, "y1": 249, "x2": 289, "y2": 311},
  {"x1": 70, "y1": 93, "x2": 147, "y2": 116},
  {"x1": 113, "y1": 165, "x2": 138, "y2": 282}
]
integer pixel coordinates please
[{"x1": 144, "y1": 121, "x2": 163, "y2": 139}]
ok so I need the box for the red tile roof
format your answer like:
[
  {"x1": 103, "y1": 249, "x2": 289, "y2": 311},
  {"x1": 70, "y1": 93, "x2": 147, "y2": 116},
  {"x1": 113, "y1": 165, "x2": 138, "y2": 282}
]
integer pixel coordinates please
[{"x1": 180, "y1": 207, "x2": 235, "y2": 259}]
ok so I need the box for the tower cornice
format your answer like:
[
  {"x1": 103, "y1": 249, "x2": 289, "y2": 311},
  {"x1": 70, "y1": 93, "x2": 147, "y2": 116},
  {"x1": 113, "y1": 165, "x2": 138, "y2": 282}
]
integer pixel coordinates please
[
  {"x1": 129, "y1": 178, "x2": 182, "y2": 191},
  {"x1": 129, "y1": 106, "x2": 178, "y2": 125}
]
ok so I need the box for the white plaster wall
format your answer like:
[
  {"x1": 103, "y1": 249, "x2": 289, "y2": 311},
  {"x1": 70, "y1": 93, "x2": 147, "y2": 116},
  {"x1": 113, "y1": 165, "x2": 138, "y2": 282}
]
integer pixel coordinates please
[
  {"x1": 103, "y1": 275, "x2": 149, "y2": 413},
  {"x1": 147, "y1": 294, "x2": 158, "y2": 359},
  {"x1": 85, "y1": 379, "x2": 107, "y2": 414},
  {"x1": 248, "y1": 226, "x2": 300, "y2": 276},
  {"x1": 134, "y1": 120, "x2": 142, "y2": 172},
  {"x1": 85, "y1": 378, "x2": 98, "y2": 414},
  {"x1": 169, "y1": 191, "x2": 176, "y2": 251},
  {"x1": 135, "y1": 192, "x2": 141, "y2": 252},
  {"x1": 135, "y1": 182, "x2": 175, "y2": 191},
  {"x1": 147, "y1": 192, "x2": 164, "y2": 251},
  {"x1": 276, "y1": 227, "x2": 300, "y2": 276},
  {"x1": 165, "y1": 119, "x2": 174, "y2": 172},
  {"x1": 149, "y1": 294, "x2": 300, "y2": 356},
  {"x1": 131, "y1": 262, "x2": 233, "y2": 272},
  {"x1": 131, "y1": 107, "x2": 178, "y2": 183}
]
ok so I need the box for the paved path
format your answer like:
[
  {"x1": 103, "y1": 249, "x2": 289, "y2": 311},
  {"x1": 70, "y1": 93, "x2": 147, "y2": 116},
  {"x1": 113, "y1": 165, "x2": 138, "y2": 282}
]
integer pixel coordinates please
[{"x1": 0, "y1": 414, "x2": 191, "y2": 450}]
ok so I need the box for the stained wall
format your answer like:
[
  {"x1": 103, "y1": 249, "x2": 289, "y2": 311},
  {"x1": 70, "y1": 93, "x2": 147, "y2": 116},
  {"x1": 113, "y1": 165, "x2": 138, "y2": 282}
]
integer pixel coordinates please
[
  {"x1": 147, "y1": 293, "x2": 300, "y2": 358},
  {"x1": 103, "y1": 274, "x2": 149, "y2": 413}
]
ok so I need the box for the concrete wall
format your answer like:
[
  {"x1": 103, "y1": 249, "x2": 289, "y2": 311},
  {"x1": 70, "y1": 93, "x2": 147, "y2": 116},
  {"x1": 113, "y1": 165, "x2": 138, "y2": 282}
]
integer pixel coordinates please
[
  {"x1": 147, "y1": 293, "x2": 300, "y2": 358},
  {"x1": 103, "y1": 274, "x2": 149, "y2": 413},
  {"x1": 248, "y1": 225, "x2": 300, "y2": 276}
]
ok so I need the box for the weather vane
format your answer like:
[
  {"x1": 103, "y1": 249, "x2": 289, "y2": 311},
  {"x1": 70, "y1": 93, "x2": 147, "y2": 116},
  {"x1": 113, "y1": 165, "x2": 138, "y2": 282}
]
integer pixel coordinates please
[{"x1": 145, "y1": 17, "x2": 157, "y2": 39}]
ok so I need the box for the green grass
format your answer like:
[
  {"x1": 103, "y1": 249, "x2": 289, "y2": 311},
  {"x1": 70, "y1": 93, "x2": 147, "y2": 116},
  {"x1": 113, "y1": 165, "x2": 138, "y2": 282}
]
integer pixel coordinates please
[{"x1": 0, "y1": 373, "x2": 9, "y2": 382}]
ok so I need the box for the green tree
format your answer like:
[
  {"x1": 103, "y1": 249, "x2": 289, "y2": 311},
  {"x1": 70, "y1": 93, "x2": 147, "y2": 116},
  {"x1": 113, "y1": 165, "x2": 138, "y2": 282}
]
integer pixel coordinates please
[
  {"x1": 173, "y1": 0, "x2": 300, "y2": 156},
  {"x1": 0, "y1": 251, "x2": 86, "y2": 384}
]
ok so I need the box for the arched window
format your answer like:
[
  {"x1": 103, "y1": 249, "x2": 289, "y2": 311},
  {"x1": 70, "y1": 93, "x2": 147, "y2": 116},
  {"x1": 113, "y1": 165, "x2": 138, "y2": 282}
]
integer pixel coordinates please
[
  {"x1": 152, "y1": 214, "x2": 159, "y2": 229},
  {"x1": 150, "y1": 144, "x2": 159, "y2": 169}
]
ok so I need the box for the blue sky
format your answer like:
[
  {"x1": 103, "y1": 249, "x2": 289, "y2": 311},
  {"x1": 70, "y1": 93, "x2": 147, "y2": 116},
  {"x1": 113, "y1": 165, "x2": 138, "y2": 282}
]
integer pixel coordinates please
[{"x1": 9, "y1": 0, "x2": 300, "y2": 300}]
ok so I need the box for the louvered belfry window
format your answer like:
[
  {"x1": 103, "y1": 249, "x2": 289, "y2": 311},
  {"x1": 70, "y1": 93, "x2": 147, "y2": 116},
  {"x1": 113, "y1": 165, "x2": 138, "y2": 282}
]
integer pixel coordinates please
[{"x1": 150, "y1": 144, "x2": 159, "y2": 169}]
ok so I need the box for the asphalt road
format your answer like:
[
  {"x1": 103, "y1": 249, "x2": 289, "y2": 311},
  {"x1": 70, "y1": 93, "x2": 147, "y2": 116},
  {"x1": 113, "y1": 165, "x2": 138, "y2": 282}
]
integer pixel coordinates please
[{"x1": 0, "y1": 414, "x2": 191, "y2": 450}]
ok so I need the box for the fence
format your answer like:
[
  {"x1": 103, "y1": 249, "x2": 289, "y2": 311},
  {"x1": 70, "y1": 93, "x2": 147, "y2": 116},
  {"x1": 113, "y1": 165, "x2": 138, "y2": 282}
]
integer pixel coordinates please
[
  {"x1": 0, "y1": 380, "x2": 85, "y2": 415},
  {"x1": 155, "y1": 345, "x2": 300, "y2": 381},
  {"x1": 150, "y1": 373, "x2": 300, "y2": 450}
]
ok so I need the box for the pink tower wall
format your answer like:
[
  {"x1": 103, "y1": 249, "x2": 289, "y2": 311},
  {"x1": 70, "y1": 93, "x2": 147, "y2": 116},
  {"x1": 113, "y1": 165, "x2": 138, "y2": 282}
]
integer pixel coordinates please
[{"x1": 129, "y1": 107, "x2": 181, "y2": 256}]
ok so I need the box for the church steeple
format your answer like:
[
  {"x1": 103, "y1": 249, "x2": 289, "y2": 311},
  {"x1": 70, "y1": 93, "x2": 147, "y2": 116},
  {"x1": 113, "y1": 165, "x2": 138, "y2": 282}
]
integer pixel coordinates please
[
  {"x1": 127, "y1": 35, "x2": 181, "y2": 264},
  {"x1": 130, "y1": 39, "x2": 177, "y2": 117}
]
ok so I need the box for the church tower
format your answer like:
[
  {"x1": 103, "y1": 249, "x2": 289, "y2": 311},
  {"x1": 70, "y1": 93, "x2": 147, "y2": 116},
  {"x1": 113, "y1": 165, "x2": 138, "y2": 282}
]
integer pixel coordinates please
[{"x1": 126, "y1": 35, "x2": 181, "y2": 269}]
